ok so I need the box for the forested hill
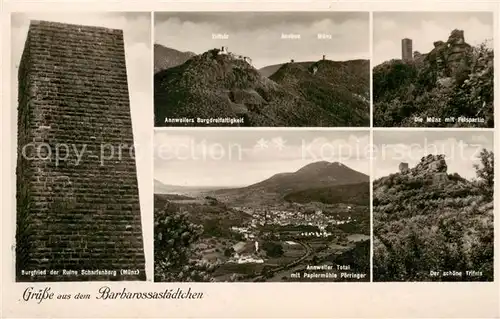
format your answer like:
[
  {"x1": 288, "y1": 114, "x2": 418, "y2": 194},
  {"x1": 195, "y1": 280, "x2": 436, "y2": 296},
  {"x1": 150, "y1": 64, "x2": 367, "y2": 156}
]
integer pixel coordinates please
[
  {"x1": 154, "y1": 48, "x2": 370, "y2": 127},
  {"x1": 373, "y1": 151, "x2": 494, "y2": 281},
  {"x1": 373, "y1": 29, "x2": 494, "y2": 127}
]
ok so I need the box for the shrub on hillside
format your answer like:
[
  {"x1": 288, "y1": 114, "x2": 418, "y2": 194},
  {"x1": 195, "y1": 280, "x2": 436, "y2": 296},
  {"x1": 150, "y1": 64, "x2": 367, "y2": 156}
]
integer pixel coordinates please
[{"x1": 154, "y1": 204, "x2": 215, "y2": 282}]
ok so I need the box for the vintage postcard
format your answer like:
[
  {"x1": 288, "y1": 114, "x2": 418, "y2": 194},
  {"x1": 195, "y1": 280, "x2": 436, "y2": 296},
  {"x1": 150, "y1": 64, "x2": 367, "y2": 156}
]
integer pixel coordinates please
[
  {"x1": 153, "y1": 12, "x2": 370, "y2": 127},
  {"x1": 1, "y1": 1, "x2": 498, "y2": 319}
]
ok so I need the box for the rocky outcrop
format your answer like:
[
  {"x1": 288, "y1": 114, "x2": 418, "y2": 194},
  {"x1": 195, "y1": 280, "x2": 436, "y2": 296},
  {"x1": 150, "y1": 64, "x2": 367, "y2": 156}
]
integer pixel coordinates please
[
  {"x1": 399, "y1": 154, "x2": 450, "y2": 185},
  {"x1": 433, "y1": 172, "x2": 449, "y2": 185},
  {"x1": 398, "y1": 155, "x2": 448, "y2": 177},
  {"x1": 447, "y1": 30, "x2": 472, "y2": 75},
  {"x1": 412, "y1": 154, "x2": 448, "y2": 175},
  {"x1": 413, "y1": 51, "x2": 426, "y2": 64},
  {"x1": 373, "y1": 152, "x2": 493, "y2": 282},
  {"x1": 425, "y1": 29, "x2": 472, "y2": 81},
  {"x1": 374, "y1": 27, "x2": 493, "y2": 128}
]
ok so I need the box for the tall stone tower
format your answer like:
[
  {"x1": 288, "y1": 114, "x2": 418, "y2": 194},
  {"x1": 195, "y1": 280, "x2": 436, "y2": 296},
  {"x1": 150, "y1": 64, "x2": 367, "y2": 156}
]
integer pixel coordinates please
[
  {"x1": 402, "y1": 38, "x2": 413, "y2": 62},
  {"x1": 399, "y1": 162, "x2": 409, "y2": 173},
  {"x1": 16, "y1": 20, "x2": 146, "y2": 281}
]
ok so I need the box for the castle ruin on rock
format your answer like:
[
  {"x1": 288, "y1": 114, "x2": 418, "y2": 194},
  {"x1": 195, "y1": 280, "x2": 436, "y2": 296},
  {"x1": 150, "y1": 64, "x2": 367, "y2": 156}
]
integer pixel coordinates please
[
  {"x1": 16, "y1": 20, "x2": 146, "y2": 281},
  {"x1": 428, "y1": 29, "x2": 472, "y2": 80},
  {"x1": 399, "y1": 154, "x2": 450, "y2": 185},
  {"x1": 402, "y1": 29, "x2": 473, "y2": 81}
]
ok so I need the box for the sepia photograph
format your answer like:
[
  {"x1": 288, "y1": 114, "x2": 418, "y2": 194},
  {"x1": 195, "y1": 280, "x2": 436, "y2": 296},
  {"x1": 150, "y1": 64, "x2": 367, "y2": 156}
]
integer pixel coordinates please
[
  {"x1": 11, "y1": 12, "x2": 153, "y2": 281},
  {"x1": 153, "y1": 12, "x2": 370, "y2": 127},
  {"x1": 373, "y1": 131, "x2": 494, "y2": 281},
  {"x1": 373, "y1": 12, "x2": 494, "y2": 127},
  {"x1": 154, "y1": 130, "x2": 370, "y2": 282},
  {"x1": 2, "y1": 1, "x2": 500, "y2": 318}
]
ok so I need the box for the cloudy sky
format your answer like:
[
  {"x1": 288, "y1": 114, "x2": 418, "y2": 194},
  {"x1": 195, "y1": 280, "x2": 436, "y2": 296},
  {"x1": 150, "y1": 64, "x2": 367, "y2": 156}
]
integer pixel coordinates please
[
  {"x1": 373, "y1": 12, "x2": 494, "y2": 66},
  {"x1": 154, "y1": 130, "x2": 370, "y2": 187},
  {"x1": 10, "y1": 12, "x2": 153, "y2": 280},
  {"x1": 373, "y1": 131, "x2": 494, "y2": 179},
  {"x1": 154, "y1": 12, "x2": 369, "y2": 69}
]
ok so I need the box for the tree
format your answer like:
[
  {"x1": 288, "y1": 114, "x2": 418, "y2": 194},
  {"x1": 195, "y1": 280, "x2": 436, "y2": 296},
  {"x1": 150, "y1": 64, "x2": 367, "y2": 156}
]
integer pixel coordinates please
[
  {"x1": 474, "y1": 148, "x2": 494, "y2": 199},
  {"x1": 262, "y1": 241, "x2": 284, "y2": 258},
  {"x1": 460, "y1": 41, "x2": 494, "y2": 126},
  {"x1": 154, "y1": 204, "x2": 214, "y2": 282},
  {"x1": 224, "y1": 247, "x2": 235, "y2": 257},
  {"x1": 311, "y1": 255, "x2": 320, "y2": 265},
  {"x1": 261, "y1": 265, "x2": 274, "y2": 279}
]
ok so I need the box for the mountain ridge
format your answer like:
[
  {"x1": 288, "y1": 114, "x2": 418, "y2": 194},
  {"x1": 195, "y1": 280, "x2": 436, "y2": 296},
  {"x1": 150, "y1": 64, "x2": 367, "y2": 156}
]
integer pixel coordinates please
[
  {"x1": 209, "y1": 161, "x2": 369, "y2": 205},
  {"x1": 154, "y1": 44, "x2": 196, "y2": 74},
  {"x1": 154, "y1": 47, "x2": 370, "y2": 127},
  {"x1": 154, "y1": 179, "x2": 237, "y2": 195}
]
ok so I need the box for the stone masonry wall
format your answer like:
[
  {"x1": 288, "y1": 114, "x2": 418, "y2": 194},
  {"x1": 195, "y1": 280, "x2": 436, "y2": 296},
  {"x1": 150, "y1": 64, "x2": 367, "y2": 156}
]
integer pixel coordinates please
[
  {"x1": 16, "y1": 20, "x2": 146, "y2": 281},
  {"x1": 402, "y1": 38, "x2": 413, "y2": 62}
]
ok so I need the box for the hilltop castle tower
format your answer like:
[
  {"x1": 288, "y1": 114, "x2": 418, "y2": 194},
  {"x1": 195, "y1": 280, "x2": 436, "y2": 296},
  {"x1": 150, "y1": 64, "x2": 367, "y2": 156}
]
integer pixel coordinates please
[
  {"x1": 399, "y1": 162, "x2": 409, "y2": 173},
  {"x1": 402, "y1": 38, "x2": 413, "y2": 62},
  {"x1": 16, "y1": 20, "x2": 146, "y2": 281}
]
